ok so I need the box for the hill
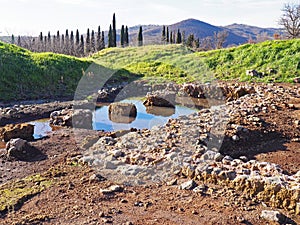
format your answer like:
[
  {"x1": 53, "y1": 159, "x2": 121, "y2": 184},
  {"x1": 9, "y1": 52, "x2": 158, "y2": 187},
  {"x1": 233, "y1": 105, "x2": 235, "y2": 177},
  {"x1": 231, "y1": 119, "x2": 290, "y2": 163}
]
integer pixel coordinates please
[
  {"x1": 128, "y1": 19, "x2": 248, "y2": 46},
  {"x1": 1, "y1": 39, "x2": 299, "y2": 102},
  {"x1": 93, "y1": 39, "x2": 300, "y2": 83},
  {"x1": 0, "y1": 41, "x2": 92, "y2": 102},
  {"x1": 223, "y1": 23, "x2": 283, "y2": 40}
]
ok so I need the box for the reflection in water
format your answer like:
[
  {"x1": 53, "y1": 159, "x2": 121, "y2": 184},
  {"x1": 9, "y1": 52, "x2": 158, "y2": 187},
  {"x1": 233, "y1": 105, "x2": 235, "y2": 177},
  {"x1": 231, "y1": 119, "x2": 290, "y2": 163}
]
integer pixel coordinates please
[
  {"x1": 145, "y1": 106, "x2": 175, "y2": 117},
  {"x1": 93, "y1": 98, "x2": 198, "y2": 131},
  {"x1": 109, "y1": 114, "x2": 136, "y2": 124},
  {"x1": 29, "y1": 119, "x2": 53, "y2": 139}
]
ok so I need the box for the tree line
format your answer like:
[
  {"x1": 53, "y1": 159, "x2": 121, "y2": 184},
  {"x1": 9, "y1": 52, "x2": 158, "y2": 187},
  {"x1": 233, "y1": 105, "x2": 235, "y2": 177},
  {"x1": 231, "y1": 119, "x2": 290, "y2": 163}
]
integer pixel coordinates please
[
  {"x1": 12, "y1": 13, "x2": 132, "y2": 57},
  {"x1": 161, "y1": 25, "x2": 229, "y2": 51}
]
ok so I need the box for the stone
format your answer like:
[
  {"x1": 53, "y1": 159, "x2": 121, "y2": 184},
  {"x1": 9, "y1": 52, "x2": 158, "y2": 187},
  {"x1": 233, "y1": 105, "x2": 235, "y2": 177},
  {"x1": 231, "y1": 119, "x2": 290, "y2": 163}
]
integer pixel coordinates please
[
  {"x1": 260, "y1": 210, "x2": 285, "y2": 223},
  {"x1": 100, "y1": 185, "x2": 123, "y2": 194},
  {"x1": 232, "y1": 135, "x2": 240, "y2": 141},
  {"x1": 296, "y1": 203, "x2": 300, "y2": 215},
  {"x1": 0, "y1": 123, "x2": 34, "y2": 142},
  {"x1": 214, "y1": 153, "x2": 224, "y2": 162},
  {"x1": 179, "y1": 180, "x2": 197, "y2": 190},
  {"x1": 143, "y1": 91, "x2": 176, "y2": 108},
  {"x1": 200, "y1": 150, "x2": 217, "y2": 161},
  {"x1": 5, "y1": 138, "x2": 44, "y2": 160},
  {"x1": 293, "y1": 77, "x2": 300, "y2": 83},
  {"x1": 108, "y1": 103, "x2": 137, "y2": 123},
  {"x1": 50, "y1": 109, "x2": 92, "y2": 129},
  {"x1": 89, "y1": 174, "x2": 106, "y2": 182}
]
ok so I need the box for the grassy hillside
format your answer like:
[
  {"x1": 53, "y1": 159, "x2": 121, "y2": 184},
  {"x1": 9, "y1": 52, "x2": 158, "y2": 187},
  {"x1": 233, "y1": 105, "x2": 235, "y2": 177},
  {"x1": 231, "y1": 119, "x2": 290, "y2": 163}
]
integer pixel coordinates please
[
  {"x1": 93, "y1": 39, "x2": 300, "y2": 83},
  {"x1": 0, "y1": 39, "x2": 299, "y2": 102},
  {"x1": 0, "y1": 42, "x2": 92, "y2": 101}
]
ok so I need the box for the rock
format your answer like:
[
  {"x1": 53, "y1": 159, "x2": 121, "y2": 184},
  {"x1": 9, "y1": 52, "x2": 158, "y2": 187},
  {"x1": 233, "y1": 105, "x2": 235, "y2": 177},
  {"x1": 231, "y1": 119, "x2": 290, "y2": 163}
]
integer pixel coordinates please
[
  {"x1": 182, "y1": 83, "x2": 205, "y2": 98},
  {"x1": 179, "y1": 180, "x2": 197, "y2": 190},
  {"x1": 260, "y1": 210, "x2": 285, "y2": 223},
  {"x1": 89, "y1": 174, "x2": 106, "y2": 182},
  {"x1": 143, "y1": 91, "x2": 176, "y2": 108},
  {"x1": 0, "y1": 123, "x2": 34, "y2": 142},
  {"x1": 50, "y1": 109, "x2": 92, "y2": 129},
  {"x1": 145, "y1": 106, "x2": 175, "y2": 117},
  {"x1": 293, "y1": 77, "x2": 300, "y2": 83},
  {"x1": 200, "y1": 150, "x2": 217, "y2": 161},
  {"x1": 100, "y1": 185, "x2": 123, "y2": 194},
  {"x1": 296, "y1": 203, "x2": 300, "y2": 215},
  {"x1": 5, "y1": 138, "x2": 44, "y2": 160},
  {"x1": 108, "y1": 103, "x2": 137, "y2": 123},
  {"x1": 214, "y1": 153, "x2": 224, "y2": 162},
  {"x1": 232, "y1": 135, "x2": 240, "y2": 141}
]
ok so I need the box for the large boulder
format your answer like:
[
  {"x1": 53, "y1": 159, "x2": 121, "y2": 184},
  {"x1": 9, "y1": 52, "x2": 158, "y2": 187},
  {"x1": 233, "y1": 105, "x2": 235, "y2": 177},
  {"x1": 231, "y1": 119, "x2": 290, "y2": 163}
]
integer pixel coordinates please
[
  {"x1": 143, "y1": 91, "x2": 176, "y2": 108},
  {"x1": 5, "y1": 138, "x2": 45, "y2": 161},
  {"x1": 182, "y1": 84, "x2": 205, "y2": 98},
  {"x1": 50, "y1": 109, "x2": 93, "y2": 129},
  {"x1": 0, "y1": 123, "x2": 34, "y2": 142},
  {"x1": 108, "y1": 103, "x2": 137, "y2": 124}
]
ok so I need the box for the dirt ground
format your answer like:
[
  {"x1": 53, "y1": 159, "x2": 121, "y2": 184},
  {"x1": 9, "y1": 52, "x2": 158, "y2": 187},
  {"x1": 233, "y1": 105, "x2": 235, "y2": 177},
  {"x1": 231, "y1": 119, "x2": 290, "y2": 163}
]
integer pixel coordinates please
[{"x1": 0, "y1": 82, "x2": 300, "y2": 225}]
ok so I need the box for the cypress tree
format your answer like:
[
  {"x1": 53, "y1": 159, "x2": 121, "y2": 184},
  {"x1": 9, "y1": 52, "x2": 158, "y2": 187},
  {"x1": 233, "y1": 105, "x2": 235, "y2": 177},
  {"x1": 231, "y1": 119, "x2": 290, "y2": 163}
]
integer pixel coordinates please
[
  {"x1": 166, "y1": 27, "x2": 169, "y2": 43},
  {"x1": 101, "y1": 31, "x2": 105, "y2": 49},
  {"x1": 80, "y1": 34, "x2": 84, "y2": 56},
  {"x1": 120, "y1": 25, "x2": 125, "y2": 47},
  {"x1": 138, "y1": 26, "x2": 143, "y2": 46},
  {"x1": 61, "y1": 34, "x2": 65, "y2": 53},
  {"x1": 17, "y1": 36, "x2": 21, "y2": 46},
  {"x1": 91, "y1": 30, "x2": 95, "y2": 53},
  {"x1": 86, "y1": 28, "x2": 90, "y2": 54},
  {"x1": 97, "y1": 26, "x2": 101, "y2": 51},
  {"x1": 108, "y1": 25, "x2": 113, "y2": 48},
  {"x1": 162, "y1": 25, "x2": 166, "y2": 42},
  {"x1": 65, "y1": 29, "x2": 70, "y2": 54},
  {"x1": 176, "y1": 29, "x2": 182, "y2": 44},
  {"x1": 170, "y1": 31, "x2": 173, "y2": 44},
  {"x1": 11, "y1": 34, "x2": 15, "y2": 44},
  {"x1": 112, "y1": 13, "x2": 116, "y2": 47},
  {"x1": 70, "y1": 31, "x2": 74, "y2": 55},
  {"x1": 75, "y1": 29, "x2": 80, "y2": 56},
  {"x1": 125, "y1": 26, "x2": 129, "y2": 47},
  {"x1": 56, "y1": 31, "x2": 60, "y2": 53},
  {"x1": 47, "y1": 31, "x2": 51, "y2": 51}
]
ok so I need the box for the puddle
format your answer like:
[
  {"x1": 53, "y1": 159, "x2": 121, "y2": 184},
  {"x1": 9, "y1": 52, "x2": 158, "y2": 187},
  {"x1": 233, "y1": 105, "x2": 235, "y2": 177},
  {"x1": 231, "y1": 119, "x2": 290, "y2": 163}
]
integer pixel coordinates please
[
  {"x1": 29, "y1": 119, "x2": 53, "y2": 139},
  {"x1": 28, "y1": 98, "x2": 200, "y2": 137},
  {"x1": 94, "y1": 99, "x2": 198, "y2": 131}
]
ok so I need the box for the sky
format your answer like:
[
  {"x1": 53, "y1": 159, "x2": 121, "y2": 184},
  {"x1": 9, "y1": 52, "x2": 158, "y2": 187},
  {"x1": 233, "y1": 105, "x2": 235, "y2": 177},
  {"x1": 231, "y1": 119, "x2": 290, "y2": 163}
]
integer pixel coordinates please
[{"x1": 0, "y1": 0, "x2": 294, "y2": 36}]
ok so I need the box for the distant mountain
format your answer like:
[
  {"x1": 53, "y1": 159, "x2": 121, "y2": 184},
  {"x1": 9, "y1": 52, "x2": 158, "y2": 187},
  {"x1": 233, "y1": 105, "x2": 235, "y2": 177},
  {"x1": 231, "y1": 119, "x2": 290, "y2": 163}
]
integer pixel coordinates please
[
  {"x1": 0, "y1": 19, "x2": 282, "y2": 48},
  {"x1": 128, "y1": 19, "x2": 248, "y2": 46},
  {"x1": 223, "y1": 23, "x2": 283, "y2": 40}
]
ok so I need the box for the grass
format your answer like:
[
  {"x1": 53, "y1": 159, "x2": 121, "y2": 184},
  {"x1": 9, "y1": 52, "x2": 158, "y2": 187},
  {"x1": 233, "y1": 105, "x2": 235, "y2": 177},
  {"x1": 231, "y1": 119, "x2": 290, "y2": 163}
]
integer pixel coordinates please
[
  {"x1": 0, "y1": 41, "x2": 92, "y2": 101},
  {"x1": 0, "y1": 173, "x2": 53, "y2": 213},
  {"x1": 0, "y1": 39, "x2": 299, "y2": 102}
]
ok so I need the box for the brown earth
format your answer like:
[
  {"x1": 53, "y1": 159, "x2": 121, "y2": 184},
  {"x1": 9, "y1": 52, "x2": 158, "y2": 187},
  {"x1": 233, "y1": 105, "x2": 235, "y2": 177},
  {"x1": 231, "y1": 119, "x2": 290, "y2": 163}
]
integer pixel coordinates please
[{"x1": 0, "y1": 82, "x2": 300, "y2": 225}]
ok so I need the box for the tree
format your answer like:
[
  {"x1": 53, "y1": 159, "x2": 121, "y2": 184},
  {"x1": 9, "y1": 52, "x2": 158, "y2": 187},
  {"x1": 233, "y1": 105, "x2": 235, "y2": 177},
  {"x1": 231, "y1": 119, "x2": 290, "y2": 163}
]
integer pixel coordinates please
[
  {"x1": 86, "y1": 28, "x2": 90, "y2": 54},
  {"x1": 170, "y1": 31, "x2": 173, "y2": 44},
  {"x1": 125, "y1": 26, "x2": 129, "y2": 47},
  {"x1": 214, "y1": 30, "x2": 228, "y2": 49},
  {"x1": 176, "y1": 29, "x2": 182, "y2": 43},
  {"x1": 166, "y1": 27, "x2": 169, "y2": 43},
  {"x1": 101, "y1": 31, "x2": 105, "y2": 49},
  {"x1": 108, "y1": 24, "x2": 113, "y2": 47},
  {"x1": 17, "y1": 36, "x2": 21, "y2": 46},
  {"x1": 56, "y1": 31, "x2": 60, "y2": 52},
  {"x1": 162, "y1": 25, "x2": 166, "y2": 42},
  {"x1": 97, "y1": 26, "x2": 101, "y2": 51},
  {"x1": 80, "y1": 35, "x2": 84, "y2": 56},
  {"x1": 112, "y1": 13, "x2": 117, "y2": 47},
  {"x1": 65, "y1": 29, "x2": 70, "y2": 54},
  {"x1": 47, "y1": 31, "x2": 51, "y2": 51},
  {"x1": 11, "y1": 35, "x2": 15, "y2": 44},
  {"x1": 70, "y1": 31, "x2": 74, "y2": 55},
  {"x1": 91, "y1": 30, "x2": 95, "y2": 53},
  {"x1": 138, "y1": 26, "x2": 143, "y2": 46},
  {"x1": 186, "y1": 34, "x2": 195, "y2": 48},
  {"x1": 120, "y1": 25, "x2": 125, "y2": 47},
  {"x1": 75, "y1": 29, "x2": 80, "y2": 55},
  {"x1": 279, "y1": 3, "x2": 300, "y2": 38}
]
